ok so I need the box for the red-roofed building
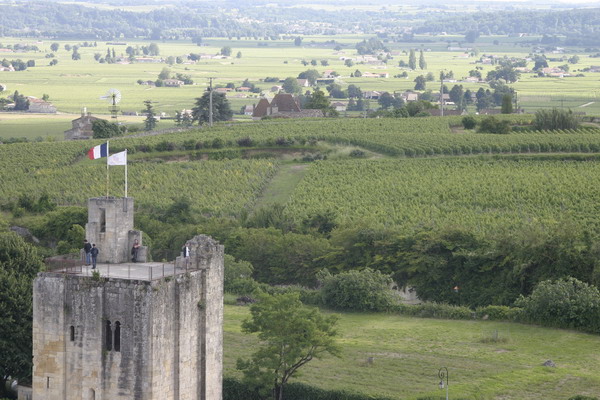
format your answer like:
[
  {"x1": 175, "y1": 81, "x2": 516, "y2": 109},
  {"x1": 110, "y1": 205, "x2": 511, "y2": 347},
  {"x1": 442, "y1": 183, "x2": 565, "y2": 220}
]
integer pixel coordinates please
[{"x1": 252, "y1": 94, "x2": 323, "y2": 119}]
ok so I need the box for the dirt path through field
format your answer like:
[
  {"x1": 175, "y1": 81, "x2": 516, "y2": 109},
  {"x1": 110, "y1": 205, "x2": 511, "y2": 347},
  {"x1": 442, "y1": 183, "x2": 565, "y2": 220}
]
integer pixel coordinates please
[{"x1": 253, "y1": 163, "x2": 309, "y2": 209}]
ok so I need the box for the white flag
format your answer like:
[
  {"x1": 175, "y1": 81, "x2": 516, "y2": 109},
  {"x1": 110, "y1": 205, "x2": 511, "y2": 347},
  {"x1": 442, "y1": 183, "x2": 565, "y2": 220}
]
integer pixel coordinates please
[{"x1": 108, "y1": 150, "x2": 127, "y2": 166}]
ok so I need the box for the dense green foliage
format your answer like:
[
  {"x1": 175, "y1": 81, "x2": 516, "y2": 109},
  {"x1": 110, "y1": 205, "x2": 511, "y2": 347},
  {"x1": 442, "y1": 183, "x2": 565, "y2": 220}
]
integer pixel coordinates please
[
  {"x1": 477, "y1": 116, "x2": 510, "y2": 134},
  {"x1": 4, "y1": 118, "x2": 600, "y2": 310},
  {"x1": 534, "y1": 108, "x2": 579, "y2": 131},
  {"x1": 192, "y1": 91, "x2": 233, "y2": 125},
  {"x1": 92, "y1": 119, "x2": 122, "y2": 139},
  {"x1": 0, "y1": 232, "x2": 44, "y2": 385},
  {"x1": 516, "y1": 277, "x2": 600, "y2": 334},
  {"x1": 320, "y1": 269, "x2": 395, "y2": 312}
]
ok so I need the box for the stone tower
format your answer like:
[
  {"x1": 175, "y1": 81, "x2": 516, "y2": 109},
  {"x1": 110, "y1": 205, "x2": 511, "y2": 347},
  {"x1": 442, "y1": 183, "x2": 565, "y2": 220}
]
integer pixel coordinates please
[{"x1": 32, "y1": 198, "x2": 224, "y2": 400}]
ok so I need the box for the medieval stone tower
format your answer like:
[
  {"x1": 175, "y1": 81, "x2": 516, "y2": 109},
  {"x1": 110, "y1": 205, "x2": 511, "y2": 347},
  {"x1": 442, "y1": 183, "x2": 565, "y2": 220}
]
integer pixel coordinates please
[{"x1": 32, "y1": 197, "x2": 224, "y2": 400}]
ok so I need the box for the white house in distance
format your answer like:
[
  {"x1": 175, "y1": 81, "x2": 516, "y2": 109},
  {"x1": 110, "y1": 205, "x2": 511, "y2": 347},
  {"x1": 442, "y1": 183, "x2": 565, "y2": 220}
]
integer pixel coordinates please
[
  {"x1": 163, "y1": 79, "x2": 184, "y2": 87},
  {"x1": 27, "y1": 97, "x2": 57, "y2": 113}
]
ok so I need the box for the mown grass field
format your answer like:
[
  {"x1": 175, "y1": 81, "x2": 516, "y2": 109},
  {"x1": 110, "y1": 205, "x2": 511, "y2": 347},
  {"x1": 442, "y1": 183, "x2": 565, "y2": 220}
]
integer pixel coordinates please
[
  {"x1": 223, "y1": 304, "x2": 600, "y2": 400},
  {"x1": 0, "y1": 113, "x2": 155, "y2": 140},
  {"x1": 1, "y1": 33, "x2": 600, "y2": 137}
]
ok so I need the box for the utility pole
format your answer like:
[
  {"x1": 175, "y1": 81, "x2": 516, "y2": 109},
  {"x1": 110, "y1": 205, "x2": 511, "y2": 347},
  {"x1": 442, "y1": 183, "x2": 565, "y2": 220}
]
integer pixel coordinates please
[
  {"x1": 440, "y1": 71, "x2": 444, "y2": 117},
  {"x1": 208, "y1": 77, "x2": 214, "y2": 127}
]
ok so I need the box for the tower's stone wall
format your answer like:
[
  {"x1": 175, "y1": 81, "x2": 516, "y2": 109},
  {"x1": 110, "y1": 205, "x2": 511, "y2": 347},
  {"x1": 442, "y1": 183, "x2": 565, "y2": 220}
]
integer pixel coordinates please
[
  {"x1": 85, "y1": 197, "x2": 144, "y2": 264},
  {"x1": 32, "y1": 235, "x2": 224, "y2": 400}
]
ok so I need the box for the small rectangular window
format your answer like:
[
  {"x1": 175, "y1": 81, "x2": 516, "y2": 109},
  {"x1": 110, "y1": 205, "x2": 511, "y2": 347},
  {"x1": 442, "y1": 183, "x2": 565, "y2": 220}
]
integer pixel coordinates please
[{"x1": 70, "y1": 326, "x2": 75, "y2": 342}]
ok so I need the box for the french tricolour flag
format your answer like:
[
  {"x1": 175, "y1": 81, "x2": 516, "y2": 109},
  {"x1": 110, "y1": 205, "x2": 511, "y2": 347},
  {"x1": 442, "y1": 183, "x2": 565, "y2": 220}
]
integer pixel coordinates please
[{"x1": 88, "y1": 143, "x2": 108, "y2": 160}]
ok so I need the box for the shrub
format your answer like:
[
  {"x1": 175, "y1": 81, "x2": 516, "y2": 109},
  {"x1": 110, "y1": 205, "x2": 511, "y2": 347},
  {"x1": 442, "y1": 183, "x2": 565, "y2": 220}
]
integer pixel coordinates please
[
  {"x1": 396, "y1": 302, "x2": 473, "y2": 320},
  {"x1": 515, "y1": 277, "x2": 600, "y2": 333},
  {"x1": 155, "y1": 141, "x2": 175, "y2": 151},
  {"x1": 534, "y1": 108, "x2": 579, "y2": 131},
  {"x1": 182, "y1": 139, "x2": 196, "y2": 150},
  {"x1": 478, "y1": 116, "x2": 510, "y2": 134},
  {"x1": 236, "y1": 136, "x2": 254, "y2": 147},
  {"x1": 275, "y1": 137, "x2": 294, "y2": 146},
  {"x1": 321, "y1": 268, "x2": 396, "y2": 311},
  {"x1": 212, "y1": 138, "x2": 224, "y2": 149},
  {"x1": 349, "y1": 149, "x2": 366, "y2": 158},
  {"x1": 462, "y1": 116, "x2": 477, "y2": 129}
]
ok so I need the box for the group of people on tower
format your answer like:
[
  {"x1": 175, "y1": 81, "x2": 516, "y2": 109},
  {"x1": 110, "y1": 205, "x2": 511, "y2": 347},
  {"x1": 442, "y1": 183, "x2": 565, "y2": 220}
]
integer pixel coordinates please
[
  {"x1": 83, "y1": 238, "x2": 141, "y2": 268},
  {"x1": 82, "y1": 239, "x2": 99, "y2": 269}
]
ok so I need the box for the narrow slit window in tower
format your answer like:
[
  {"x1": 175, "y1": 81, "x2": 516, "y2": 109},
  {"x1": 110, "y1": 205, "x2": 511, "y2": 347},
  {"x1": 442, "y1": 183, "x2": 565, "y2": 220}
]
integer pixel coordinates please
[
  {"x1": 105, "y1": 320, "x2": 112, "y2": 351},
  {"x1": 99, "y1": 208, "x2": 106, "y2": 233},
  {"x1": 70, "y1": 326, "x2": 75, "y2": 342},
  {"x1": 114, "y1": 321, "x2": 121, "y2": 352}
]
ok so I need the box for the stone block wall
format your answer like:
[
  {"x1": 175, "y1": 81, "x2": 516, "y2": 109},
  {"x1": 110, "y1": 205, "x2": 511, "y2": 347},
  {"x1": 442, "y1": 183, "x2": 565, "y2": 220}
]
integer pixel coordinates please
[{"x1": 85, "y1": 197, "x2": 134, "y2": 264}]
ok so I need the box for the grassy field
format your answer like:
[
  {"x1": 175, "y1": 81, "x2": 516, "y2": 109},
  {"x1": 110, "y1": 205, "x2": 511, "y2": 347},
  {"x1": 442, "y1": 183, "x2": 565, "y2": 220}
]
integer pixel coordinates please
[
  {"x1": 223, "y1": 304, "x2": 600, "y2": 400},
  {"x1": 1, "y1": 33, "x2": 600, "y2": 137}
]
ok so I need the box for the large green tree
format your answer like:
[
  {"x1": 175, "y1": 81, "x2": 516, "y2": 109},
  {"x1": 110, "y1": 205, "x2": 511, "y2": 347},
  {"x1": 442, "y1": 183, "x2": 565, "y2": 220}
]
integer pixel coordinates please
[
  {"x1": 408, "y1": 49, "x2": 416, "y2": 70},
  {"x1": 144, "y1": 100, "x2": 157, "y2": 131},
  {"x1": 0, "y1": 232, "x2": 44, "y2": 390},
  {"x1": 12, "y1": 91, "x2": 29, "y2": 111},
  {"x1": 414, "y1": 75, "x2": 426, "y2": 91},
  {"x1": 419, "y1": 50, "x2": 427, "y2": 70},
  {"x1": 297, "y1": 69, "x2": 320, "y2": 85},
  {"x1": 304, "y1": 88, "x2": 331, "y2": 110},
  {"x1": 191, "y1": 91, "x2": 233, "y2": 125},
  {"x1": 237, "y1": 292, "x2": 339, "y2": 400},
  {"x1": 282, "y1": 77, "x2": 301, "y2": 94}
]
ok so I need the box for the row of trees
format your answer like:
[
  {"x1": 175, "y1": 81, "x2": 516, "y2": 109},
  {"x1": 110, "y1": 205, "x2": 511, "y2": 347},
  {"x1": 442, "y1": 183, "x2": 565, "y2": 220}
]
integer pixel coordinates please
[
  {"x1": 0, "y1": 59, "x2": 35, "y2": 71},
  {"x1": 400, "y1": 49, "x2": 427, "y2": 70}
]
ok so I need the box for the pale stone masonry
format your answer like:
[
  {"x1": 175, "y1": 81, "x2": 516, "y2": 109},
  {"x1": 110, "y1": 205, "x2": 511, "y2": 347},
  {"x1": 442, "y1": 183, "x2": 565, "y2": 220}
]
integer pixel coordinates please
[
  {"x1": 85, "y1": 197, "x2": 147, "y2": 264},
  {"x1": 32, "y1": 198, "x2": 224, "y2": 400}
]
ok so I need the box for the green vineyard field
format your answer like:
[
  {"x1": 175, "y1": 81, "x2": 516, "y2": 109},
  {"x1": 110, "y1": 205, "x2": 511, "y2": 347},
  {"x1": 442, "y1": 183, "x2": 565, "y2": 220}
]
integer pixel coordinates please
[{"x1": 3, "y1": 118, "x2": 600, "y2": 236}]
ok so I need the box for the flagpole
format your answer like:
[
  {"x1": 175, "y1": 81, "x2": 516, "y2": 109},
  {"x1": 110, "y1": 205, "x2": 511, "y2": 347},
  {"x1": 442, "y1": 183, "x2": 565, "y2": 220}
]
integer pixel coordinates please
[
  {"x1": 106, "y1": 141, "x2": 110, "y2": 198},
  {"x1": 125, "y1": 149, "x2": 128, "y2": 198}
]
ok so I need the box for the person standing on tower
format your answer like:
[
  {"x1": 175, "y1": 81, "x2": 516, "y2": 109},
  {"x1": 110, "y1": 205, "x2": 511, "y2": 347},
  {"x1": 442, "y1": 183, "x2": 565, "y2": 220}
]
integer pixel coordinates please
[
  {"x1": 90, "y1": 244, "x2": 99, "y2": 269},
  {"x1": 182, "y1": 242, "x2": 190, "y2": 267},
  {"x1": 131, "y1": 239, "x2": 140, "y2": 262},
  {"x1": 83, "y1": 239, "x2": 92, "y2": 265}
]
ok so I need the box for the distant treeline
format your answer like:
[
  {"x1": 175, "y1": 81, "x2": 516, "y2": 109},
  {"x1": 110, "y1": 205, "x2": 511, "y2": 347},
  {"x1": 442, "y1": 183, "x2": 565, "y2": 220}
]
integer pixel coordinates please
[
  {"x1": 0, "y1": 2, "x2": 282, "y2": 40},
  {"x1": 2, "y1": 2, "x2": 600, "y2": 41},
  {"x1": 413, "y1": 8, "x2": 600, "y2": 38}
]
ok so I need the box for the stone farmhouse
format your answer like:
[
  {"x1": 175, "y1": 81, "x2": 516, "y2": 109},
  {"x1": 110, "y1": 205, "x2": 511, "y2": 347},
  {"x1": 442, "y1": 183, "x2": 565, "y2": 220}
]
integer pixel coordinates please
[
  {"x1": 252, "y1": 93, "x2": 324, "y2": 120},
  {"x1": 64, "y1": 110, "x2": 103, "y2": 140}
]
